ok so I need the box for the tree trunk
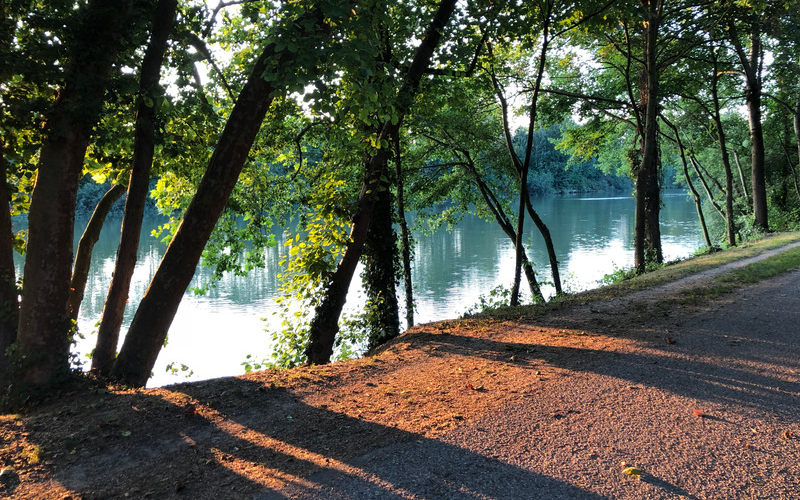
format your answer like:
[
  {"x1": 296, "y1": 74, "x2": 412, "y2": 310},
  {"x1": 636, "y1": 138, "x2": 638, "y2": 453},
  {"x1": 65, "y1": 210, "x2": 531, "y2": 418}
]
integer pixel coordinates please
[
  {"x1": 511, "y1": 7, "x2": 552, "y2": 306},
  {"x1": 13, "y1": 0, "x2": 132, "y2": 390},
  {"x1": 110, "y1": 9, "x2": 326, "y2": 387},
  {"x1": 523, "y1": 197, "x2": 560, "y2": 294},
  {"x1": 489, "y1": 34, "x2": 561, "y2": 297},
  {"x1": 92, "y1": 0, "x2": 177, "y2": 376},
  {"x1": 394, "y1": 138, "x2": 414, "y2": 329},
  {"x1": 710, "y1": 47, "x2": 736, "y2": 246},
  {"x1": 664, "y1": 119, "x2": 713, "y2": 249},
  {"x1": 68, "y1": 184, "x2": 125, "y2": 322},
  {"x1": 634, "y1": 0, "x2": 663, "y2": 272},
  {"x1": 305, "y1": 0, "x2": 458, "y2": 365},
  {"x1": 464, "y1": 155, "x2": 544, "y2": 302},
  {"x1": 730, "y1": 21, "x2": 768, "y2": 231},
  {"x1": 746, "y1": 80, "x2": 768, "y2": 231},
  {"x1": 362, "y1": 178, "x2": 400, "y2": 352},
  {"x1": 731, "y1": 149, "x2": 750, "y2": 206},
  {"x1": 0, "y1": 152, "x2": 19, "y2": 381}
]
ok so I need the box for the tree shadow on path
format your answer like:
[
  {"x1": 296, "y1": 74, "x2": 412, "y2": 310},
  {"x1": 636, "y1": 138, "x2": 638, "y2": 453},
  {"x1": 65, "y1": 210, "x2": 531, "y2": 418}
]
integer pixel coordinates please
[{"x1": 40, "y1": 377, "x2": 610, "y2": 499}]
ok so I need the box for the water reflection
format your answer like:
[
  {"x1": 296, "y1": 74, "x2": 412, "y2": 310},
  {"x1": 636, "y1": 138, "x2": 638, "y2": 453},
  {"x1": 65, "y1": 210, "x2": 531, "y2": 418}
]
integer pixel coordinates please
[{"x1": 16, "y1": 191, "x2": 701, "y2": 386}]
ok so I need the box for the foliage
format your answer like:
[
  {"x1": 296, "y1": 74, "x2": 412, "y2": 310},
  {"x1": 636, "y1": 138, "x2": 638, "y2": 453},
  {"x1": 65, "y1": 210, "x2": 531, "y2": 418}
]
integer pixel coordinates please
[{"x1": 461, "y1": 285, "x2": 532, "y2": 317}]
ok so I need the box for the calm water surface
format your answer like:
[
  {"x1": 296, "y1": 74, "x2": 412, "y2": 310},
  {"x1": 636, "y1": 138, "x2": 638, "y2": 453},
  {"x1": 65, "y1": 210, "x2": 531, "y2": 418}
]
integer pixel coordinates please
[{"x1": 40, "y1": 190, "x2": 701, "y2": 386}]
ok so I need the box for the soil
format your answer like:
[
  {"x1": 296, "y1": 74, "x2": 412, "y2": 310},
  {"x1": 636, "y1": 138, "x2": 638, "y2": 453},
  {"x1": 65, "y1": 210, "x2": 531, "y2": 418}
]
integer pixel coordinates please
[{"x1": 2, "y1": 243, "x2": 799, "y2": 499}]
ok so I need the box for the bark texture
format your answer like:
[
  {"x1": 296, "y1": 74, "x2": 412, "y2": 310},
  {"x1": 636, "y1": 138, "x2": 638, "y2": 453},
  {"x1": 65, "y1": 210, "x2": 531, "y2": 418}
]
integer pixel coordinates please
[
  {"x1": 0, "y1": 153, "x2": 19, "y2": 381},
  {"x1": 92, "y1": 0, "x2": 177, "y2": 376},
  {"x1": 634, "y1": 0, "x2": 663, "y2": 272},
  {"x1": 14, "y1": 0, "x2": 132, "y2": 390},
  {"x1": 730, "y1": 21, "x2": 768, "y2": 231},
  {"x1": 362, "y1": 180, "x2": 400, "y2": 351},
  {"x1": 305, "y1": 0, "x2": 458, "y2": 364}
]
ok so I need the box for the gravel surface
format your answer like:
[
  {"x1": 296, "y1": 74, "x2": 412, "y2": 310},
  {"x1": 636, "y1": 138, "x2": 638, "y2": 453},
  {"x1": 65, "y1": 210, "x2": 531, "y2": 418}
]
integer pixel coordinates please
[{"x1": 266, "y1": 265, "x2": 800, "y2": 499}]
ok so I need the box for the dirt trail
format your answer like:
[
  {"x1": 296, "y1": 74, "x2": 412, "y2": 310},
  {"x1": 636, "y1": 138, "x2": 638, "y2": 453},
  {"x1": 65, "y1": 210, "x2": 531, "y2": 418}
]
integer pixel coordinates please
[{"x1": 2, "y1": 242, "x2": 799, "y2": 499}]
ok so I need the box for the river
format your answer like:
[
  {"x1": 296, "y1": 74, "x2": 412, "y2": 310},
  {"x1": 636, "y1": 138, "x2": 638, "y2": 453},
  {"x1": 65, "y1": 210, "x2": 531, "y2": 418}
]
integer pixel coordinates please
[{"x1": 48, "y1": 190, "x2": 702, "y2": 386}]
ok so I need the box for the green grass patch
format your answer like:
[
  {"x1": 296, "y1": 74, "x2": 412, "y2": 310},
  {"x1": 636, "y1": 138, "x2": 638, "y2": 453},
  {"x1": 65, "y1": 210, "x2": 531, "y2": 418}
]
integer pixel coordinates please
[
  {"x1": 468, "y1": 231, "x2": 800, "y2": 321},
  {"x1": 588, "y1": 231, "x2": 800, "y2": 299},
  {"x1": 717, "y1": 245, "x2": 800, "y2": 284}
]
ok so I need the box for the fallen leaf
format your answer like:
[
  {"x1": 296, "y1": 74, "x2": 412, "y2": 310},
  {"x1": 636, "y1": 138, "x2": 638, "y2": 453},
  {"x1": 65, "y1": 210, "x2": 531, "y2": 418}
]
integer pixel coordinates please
[
  {"x1": 622, "y1": 466, "x2": 643, "y2": 478},
  {"x1": 121, "y1": 430, "x2": 132, "y2": 437},
  {"x1": 183, "y1": 404, "x2": 197, "y2": 417},
  {"x1": 692, "y1": 408, "x2": 705, "y2": 418},
  {"x1": 666, "y1": 337, "x2": 676, "y2": 344},
  {"x1": 466, "y1": 383, "x2": 475, "y2": 390}
]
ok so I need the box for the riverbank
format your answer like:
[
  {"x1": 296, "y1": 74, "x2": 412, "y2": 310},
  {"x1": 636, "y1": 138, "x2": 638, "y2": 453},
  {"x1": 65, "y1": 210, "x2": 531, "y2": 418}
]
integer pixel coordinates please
[{"x1": 2, "y1": 233, "x2": 799, "y2": 499}]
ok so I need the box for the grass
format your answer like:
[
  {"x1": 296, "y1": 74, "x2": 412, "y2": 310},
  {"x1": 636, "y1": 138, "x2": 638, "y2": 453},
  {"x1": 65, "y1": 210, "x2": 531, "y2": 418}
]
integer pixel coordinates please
[
  {"x1": 667, "y1": 246, "x2": 800, "y2": 306},
  {"x1": 470, "y1": 231, "x2": 800, "y2": 321},
  {"x1": 717, "y1": 245, "x2": 800, "y2": 284}
]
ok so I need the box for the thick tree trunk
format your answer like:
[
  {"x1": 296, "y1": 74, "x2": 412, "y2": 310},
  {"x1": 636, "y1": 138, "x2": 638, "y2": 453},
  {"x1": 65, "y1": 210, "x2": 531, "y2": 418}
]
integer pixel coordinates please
[
  {"x1": 730, "y1": 21, "x2": 768, "y2": 231},
  {"x1": 92, "y1": 0, "x2": 177, "y2": 376},
  {"x1": 0, "y1": 152, "x2": 19, "y2": 381},
  {"x1": 634, "y1": 1, "x2": 663, "y2": 272},
  {"x1": 362, "y1": 179, "x2": 400, "y2": 351},
  {"x1": 68, "y1": 184, "x2": 125, "y2": 322},
  {"x1": 305, "y1": 0, "x2": 458, "y2": 365},
  {"x1": 110, "y1": 10, "x2": 326, "y2": 387},
  {"x1": 13, "y1": 0, "x2": 132, "y2": 390},
  {"x1": 394, "y1": 138, "x2": 414, "y2": 329}
]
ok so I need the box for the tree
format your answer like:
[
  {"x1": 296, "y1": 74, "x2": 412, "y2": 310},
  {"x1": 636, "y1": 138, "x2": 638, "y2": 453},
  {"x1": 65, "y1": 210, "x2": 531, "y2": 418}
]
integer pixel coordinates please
[
  {"x1": 305, "y1": 0, "x2": 460, "y2": 365},
  {"x1": 406, "y1": 79, "x2": 546, "y2": 302},
  {"x1": 727, "y1": 7, "x2": 770, "y2": 231},
  {"x1": 543, "y1": 0, "x2": 710, "y2": 271},
  {"x1": 8, "y1": 0, "x2": 138, "y2": 393},
  {"x1": 109, "y1": 2, "x2": 337, "y2": 387},
  {"x1": 92, "y1": 0, "x2": 178, "y2": 376},
  {"x1": 483, "y1": 0, "x2": 612, "y2": 301}
]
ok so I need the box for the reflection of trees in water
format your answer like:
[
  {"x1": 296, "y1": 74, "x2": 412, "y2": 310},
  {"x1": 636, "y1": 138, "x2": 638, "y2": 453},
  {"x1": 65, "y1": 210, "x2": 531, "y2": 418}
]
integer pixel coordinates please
[{"x1": 64, "y1": 194, "x2": 701, "y2": 378}]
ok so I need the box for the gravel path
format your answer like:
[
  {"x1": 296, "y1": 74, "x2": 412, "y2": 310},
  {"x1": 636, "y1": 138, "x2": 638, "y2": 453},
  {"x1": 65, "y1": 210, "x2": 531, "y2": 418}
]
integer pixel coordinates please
[{"x1": 263, "y1": 254, "x2": 800, "y2": 499}]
